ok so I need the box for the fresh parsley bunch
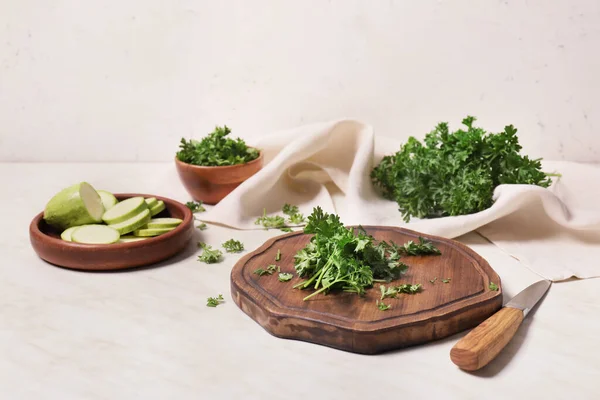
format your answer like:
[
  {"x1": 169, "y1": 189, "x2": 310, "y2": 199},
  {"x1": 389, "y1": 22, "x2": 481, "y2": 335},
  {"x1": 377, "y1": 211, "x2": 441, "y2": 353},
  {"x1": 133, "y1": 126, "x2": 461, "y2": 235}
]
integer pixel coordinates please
[
  {"x1": 177, "y1": 125, "x2": 259, "y2": 167},
  {"x1": 371, "y1": 116, "x2": 554, "y2": 222},
  {"x1": 293, "y1": 207, "x2": 409, "y2": 301}
]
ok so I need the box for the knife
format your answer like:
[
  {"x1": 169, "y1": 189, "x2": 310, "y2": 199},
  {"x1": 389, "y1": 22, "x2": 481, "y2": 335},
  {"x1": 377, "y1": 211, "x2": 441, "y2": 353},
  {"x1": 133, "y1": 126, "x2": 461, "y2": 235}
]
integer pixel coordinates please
[{"x1": 450, "y1": 279, "x2": 551, "y2": 371}]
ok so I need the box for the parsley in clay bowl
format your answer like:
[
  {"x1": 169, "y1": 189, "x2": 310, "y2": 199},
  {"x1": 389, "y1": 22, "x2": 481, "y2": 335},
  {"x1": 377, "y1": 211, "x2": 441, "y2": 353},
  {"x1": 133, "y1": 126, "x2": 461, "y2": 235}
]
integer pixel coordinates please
[{"x1": 175, "y1": 125, "x2": 263, "y2": 204}]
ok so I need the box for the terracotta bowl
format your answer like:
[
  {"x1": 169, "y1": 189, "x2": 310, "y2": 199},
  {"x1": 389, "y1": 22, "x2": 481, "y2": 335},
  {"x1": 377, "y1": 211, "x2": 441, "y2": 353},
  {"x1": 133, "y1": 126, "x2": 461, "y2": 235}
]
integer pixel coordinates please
[
  {"x1": 29, "y1": 193, "x2": 194, "y2": 271},
  {"x1": 174, "y1": 150, "x2": 263, "y2": 205}
]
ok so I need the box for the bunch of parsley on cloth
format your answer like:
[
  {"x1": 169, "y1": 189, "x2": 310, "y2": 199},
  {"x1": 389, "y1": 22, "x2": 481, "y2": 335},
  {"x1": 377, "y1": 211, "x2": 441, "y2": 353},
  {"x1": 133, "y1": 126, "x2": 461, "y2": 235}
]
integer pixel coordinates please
[{"x1": 371, "y1": 116, "x2": 558, "y2": 222}]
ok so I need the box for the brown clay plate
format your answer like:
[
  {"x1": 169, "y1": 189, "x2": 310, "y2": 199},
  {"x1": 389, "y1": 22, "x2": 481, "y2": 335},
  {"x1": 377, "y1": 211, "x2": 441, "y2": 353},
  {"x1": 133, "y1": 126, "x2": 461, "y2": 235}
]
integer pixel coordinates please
[
  {"x1": 231, "y1": 226, "x2": 503, "y2": 354},
  {"x1": 29, "y1": 193, "x2": 194, "y2": 271}
]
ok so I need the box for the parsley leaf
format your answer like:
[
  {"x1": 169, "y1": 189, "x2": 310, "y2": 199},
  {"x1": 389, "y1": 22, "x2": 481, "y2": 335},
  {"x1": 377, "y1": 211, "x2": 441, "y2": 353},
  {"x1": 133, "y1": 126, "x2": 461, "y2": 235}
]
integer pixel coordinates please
[
  {"x1": 186, "y1": 201, "x2": 206, "y2": 213},
  {"x1": 255, "y1": 209, "x2": 286, "y2": 229},
  {"x1": 222, "y1": 239, "x2": 244, "y2": 253},
  {"x1": 197, "y1": 222, "x2": 208, "y2": 231},
  {"x1": 253, "y1": 264, "x2": 278, "y2": 277},
  {"x1": 377, "y1": 300, "x2": 391, "y2": 311},
  {"x1": 177, "y1": 125, "x2": 259, "y2": 167},
  {"x1": 489, "y1": 282, "x2": 499, "y2": 291},
  {"x1": 275, "y1": 249, "x2": 281, "y2": 261},
  {"x1": 206, "y1": 294, "x2": 224, "y2": 307},
  {"x1": 380, "y1": 283, "x2": 422, "y2": 300},
  {"x1": 197, "y1": 243, "x2": 223, "y2": 263},
  {"x1": 371, "y1": 116, "x2": 555, "y2": 222},
  {"x1": 397, "y1": 237, "x2": 441, "y2": 256},
  {"x1": 442, "y1": 278, "x2": 451, "y2": 283},
  {"x1": 429, "y1": 277, "x2": 437, "y2": 284},
  {"x1": 278, "y1": 272, "x2": 293, "y2": 282},
  {"x1": 283, "y1": 203, "x2": 306, "y2": 225}
]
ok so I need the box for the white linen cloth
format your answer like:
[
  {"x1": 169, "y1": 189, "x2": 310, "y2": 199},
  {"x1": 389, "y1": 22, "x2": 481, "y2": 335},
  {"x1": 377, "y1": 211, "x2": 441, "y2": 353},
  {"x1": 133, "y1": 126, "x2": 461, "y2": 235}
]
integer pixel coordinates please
[{"x1": 201, "y1": 120, "x2": 600, "y2": 281}]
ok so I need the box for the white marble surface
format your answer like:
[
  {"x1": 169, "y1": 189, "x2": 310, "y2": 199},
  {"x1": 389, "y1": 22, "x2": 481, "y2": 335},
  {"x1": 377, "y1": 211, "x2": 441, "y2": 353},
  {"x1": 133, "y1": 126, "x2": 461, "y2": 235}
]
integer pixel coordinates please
[
  {"x1": 1, "y1": 163, "x2": 599, "y2": 399},
  {"x1": 1, "y1": 0, "x2": 599, "y2": 163}
]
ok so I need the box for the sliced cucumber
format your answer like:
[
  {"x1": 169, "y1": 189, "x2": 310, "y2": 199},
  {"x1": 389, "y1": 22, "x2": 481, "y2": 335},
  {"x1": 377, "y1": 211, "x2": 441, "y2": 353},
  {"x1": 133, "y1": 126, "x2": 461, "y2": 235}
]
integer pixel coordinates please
[
  {"x1": 147, "y1": 218, "x2": 182, "y2": 229},
  {"x1": 102, "y1": 197, "x2": 148, "y2": 225},
  {"x1": 149, "y1": 200, "x2": 165, "y2": 216},
  {"x1": 43, "y1": 182, "x2": 104, "y2": 230},
  {"x1": 133, "y1": 227, "x2": 174, "y2": 237},
  {"x1": 108, "y1": 208, "x2": 151, "y2": 235},
  {"x1": 98, "y1": 190, "x2": 118, "y2": 211},
  {"x1": 145, "y1": 197, "x2": 158, "y2": 208},
  {"x1": 60, "y1": 226, "x2": 79, "y2": 242},
  {"x1": 119, "y1": 235, "x2": 149, "y2": 243},
  {"x1": 71, "y1": 225, "x2": 120, "y2": 244}
]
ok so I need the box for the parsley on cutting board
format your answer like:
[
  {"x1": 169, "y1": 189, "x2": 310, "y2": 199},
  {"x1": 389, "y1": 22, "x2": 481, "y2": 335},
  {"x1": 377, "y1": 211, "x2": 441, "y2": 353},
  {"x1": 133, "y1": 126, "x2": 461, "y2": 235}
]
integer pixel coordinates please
[{"x1": 292, "y1": 207, "x2": 440, "y2": 301}]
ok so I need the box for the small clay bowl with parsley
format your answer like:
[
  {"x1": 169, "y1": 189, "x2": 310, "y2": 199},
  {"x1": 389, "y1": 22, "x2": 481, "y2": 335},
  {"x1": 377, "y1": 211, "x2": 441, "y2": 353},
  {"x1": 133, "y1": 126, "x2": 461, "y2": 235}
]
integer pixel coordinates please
[{"x1": 175, "y1": 126, "x2": 263, "y2": 204}]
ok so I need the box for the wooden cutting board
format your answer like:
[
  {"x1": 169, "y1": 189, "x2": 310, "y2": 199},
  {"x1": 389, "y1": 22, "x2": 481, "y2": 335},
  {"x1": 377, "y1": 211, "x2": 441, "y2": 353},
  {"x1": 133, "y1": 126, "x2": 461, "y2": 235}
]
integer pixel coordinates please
[{"x1": 230, "y1": 226, "x2": 502, "y2": 354}]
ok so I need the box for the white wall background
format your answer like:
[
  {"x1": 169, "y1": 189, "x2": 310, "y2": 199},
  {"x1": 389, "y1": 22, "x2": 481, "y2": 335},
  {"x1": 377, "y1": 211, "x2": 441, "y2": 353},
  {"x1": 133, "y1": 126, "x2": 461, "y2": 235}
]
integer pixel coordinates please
[{"x1": 0, "y1": 0, "x2": 598, "y2": 162}]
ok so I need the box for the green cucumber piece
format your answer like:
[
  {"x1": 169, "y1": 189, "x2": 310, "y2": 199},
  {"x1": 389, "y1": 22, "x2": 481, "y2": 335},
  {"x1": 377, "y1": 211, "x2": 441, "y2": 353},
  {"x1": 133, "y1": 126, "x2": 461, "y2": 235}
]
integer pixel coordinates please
[
  {"x1": 133, "y1": 227, "x2": 174, "y2": 237},
  {"x1": 71, "y1": 225, "x2": 120, "y2": 244},
  {"x1": 147, "y1": 218, "x2": 182, "y2": 229},
  {"x1": 119, "y1": 235, "x2": 149, "y2": 243},
  {"x1": 149, "y1": 200, "x2": 165, "y2": 216},
  {"x1": 102, "y1": 196, "x2": 148, "y2": 225},
  {"x1": 60, "y1": 226, "x2": 79, "y2": 242},
  {"x1": 98, "y1": 190, "x2": 118, "y2": 211},
  {"x1": 43, "y1": 182, "x2": 104, "y2": 230},
  {"x1": 108, "y1": 208, "x2": 151, "y2": 235},
  {"x1": 145, "y1": 197, "x2": 158, "y2": 208}
]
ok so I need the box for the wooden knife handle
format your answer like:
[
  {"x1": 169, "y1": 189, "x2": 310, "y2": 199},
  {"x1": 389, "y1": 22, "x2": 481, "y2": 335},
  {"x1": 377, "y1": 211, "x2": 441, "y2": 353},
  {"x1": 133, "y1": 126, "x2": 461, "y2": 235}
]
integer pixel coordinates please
[{"x1": 450, "y1": 307, "x2": 524, "y2": 371}]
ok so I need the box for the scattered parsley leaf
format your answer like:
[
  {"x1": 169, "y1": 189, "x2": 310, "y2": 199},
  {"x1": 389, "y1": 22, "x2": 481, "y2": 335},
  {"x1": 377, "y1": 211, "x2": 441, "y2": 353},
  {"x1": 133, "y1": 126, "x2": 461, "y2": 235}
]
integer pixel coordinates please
[
  {"x1": 253, "y1": 264, "x2": 278, "y2": 277},
  {"x1": 206, "y1": 294, "x2": 224, "y2": 307},
  {"x1": 283, "y1": 204, "x2": 306, "y2": 224},
  {"x1": 395, "y1": 283, "x2": 423, "y2": 294},
  {"x1": 280, "y1": 227, "x2": 293, "y2": 232},
  {"x1": 197, "y1": 243, "x2": 223, "y2": 264},
  {"x1": 380, "y1": 284, "x2": 399, "y2": 300},
  {"x1": 489, "y1": 282, "x2": 499, "y2": 291},
  {"x1": 278, "y1": 272, "x2": 293, "y2": 282},
  {"x1": 397, "y1": 237, "x2": 441, "y2": 256},
  {"x1": 275, "y1": 249, "x2": 281, "y2": 261},
  {"x1": 186, "y1": 201, "x2": 206, "y2": 213},
  {"x1": 429, "y1": 277, "x2": 437, "y2": 284},
  {"x1": 371, "y1": 116, "x2": 555, "y2": 222},
  {"x1": 282, "y1": 204, "x2": 299, "y2": 215},
  {"x1": 255, "y1": 208, "x2": 286, "y2": 229},
  {"x1": 177, "y1": 125, "x2": 259, "y2": 167},
  {"x1": 222, "y1": 239, "x2": 244, "y2": 253},
  {"x1": 380, "y1": 283, "x2": 423, "y2": 300},
  {"x1": 442, "y1": 278, "x2": 451, "y2": 283},
  {"x1": 197, "y1": 222, "x2": 208, "y2": 231},
  {"x1": 377, "y1": 300, "x2": 391, "y2": 311}
]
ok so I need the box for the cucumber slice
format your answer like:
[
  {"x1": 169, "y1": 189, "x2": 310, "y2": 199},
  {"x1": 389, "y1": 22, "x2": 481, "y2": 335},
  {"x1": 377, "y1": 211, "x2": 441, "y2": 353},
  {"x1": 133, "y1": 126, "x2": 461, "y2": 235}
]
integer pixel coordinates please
[
  {"x1": 102, "y1": 197, "x2": 148, "y2": 225},
  {"x1": 133, "y1": 227, "x2": 175, "y2": 237},
  {"x1": 98, "y1": 190, "x2": 118, "y2": 211},
  {"x1": 108, "y1": 208, "x2": 151, "y2": 235},
  {"x1": 119, "y1": 235, "x2": 149, "y2": 243},
  {"x1": 71, "y1": 225, "x2": 120, "y2": 244},
  {"x1": 147, "y1": 218, "x2": 182, "y2": 229},
  {"x1": 149, "y1": 200, "x2": 165, "y2": 216},
  {"x1": 60, "y1": 226, "x2": 79, "y2": 242},
  {"x1": 145, "y1": 197, "x2": 158, "y2": 208},
  {"x1": 43, "y1": 182, "x2": 104, "y2": 230}
]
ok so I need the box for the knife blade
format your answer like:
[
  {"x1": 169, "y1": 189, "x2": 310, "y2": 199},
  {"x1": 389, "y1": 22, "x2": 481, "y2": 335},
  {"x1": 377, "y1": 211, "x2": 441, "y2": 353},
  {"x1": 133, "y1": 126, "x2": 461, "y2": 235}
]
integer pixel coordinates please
[{"x1": 450, "y1": 279, "x2": 551, "y2": 371}]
